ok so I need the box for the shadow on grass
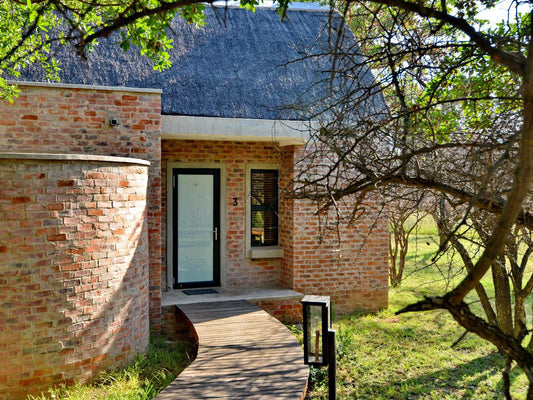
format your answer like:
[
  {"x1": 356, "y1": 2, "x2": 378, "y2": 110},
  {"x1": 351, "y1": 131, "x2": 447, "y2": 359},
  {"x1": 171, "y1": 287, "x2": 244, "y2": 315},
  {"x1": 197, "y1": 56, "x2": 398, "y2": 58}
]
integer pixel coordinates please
[{"x1": 359, "y1": 353, "x2": 522, "y2": 399}]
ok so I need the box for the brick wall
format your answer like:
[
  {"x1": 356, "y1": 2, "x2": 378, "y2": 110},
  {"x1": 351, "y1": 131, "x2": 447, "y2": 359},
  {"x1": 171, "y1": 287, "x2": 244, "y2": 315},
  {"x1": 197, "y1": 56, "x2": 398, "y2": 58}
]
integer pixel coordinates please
[
  {"x1": 281, "y1": 146, "x2": 389, "y2": 314},
  {"x1": 280, "y1": 146, "x2": 297, "y2": 289},
  {"x1": 0, "y1": 156, "x2": 150, "y2": 399},
  {"x1": 162, "y1": 140, "x2": 388, "y2": 313},
  {"x1": 0, "y1": 83, "x2": 163, "y2": 329},
  {"x1": 162, "y1": 139, "x2": 283, "y2": 289},
  {"x1": 0, "y1": 81, "x2": 389, "y2": 397},
  {"x1": 250, "y1": 297, "x2": 304, "y2": 324},
  {"x1": 290, "y1": 199, "x2": 389, "y2": 313}
]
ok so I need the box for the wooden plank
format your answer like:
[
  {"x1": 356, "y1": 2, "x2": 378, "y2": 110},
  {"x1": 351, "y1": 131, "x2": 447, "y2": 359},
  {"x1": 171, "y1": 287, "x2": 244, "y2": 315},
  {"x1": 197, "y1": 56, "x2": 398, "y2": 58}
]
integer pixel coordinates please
[{"x1": 155, "y1": 300, "x2": 309, "y2": 400}]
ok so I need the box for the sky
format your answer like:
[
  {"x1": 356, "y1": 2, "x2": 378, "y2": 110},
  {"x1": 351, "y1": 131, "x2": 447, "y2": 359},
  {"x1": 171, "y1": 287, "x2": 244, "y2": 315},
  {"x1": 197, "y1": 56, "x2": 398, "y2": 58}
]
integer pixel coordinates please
[{"x1": 477, "y1": 0, "x2": 531, "y2": 26}]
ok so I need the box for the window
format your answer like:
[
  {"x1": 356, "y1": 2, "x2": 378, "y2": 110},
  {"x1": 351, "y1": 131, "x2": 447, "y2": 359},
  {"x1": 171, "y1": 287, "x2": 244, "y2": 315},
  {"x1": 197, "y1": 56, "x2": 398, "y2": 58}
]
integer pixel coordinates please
[
  {"x1": 251, "y1": 169, "x2": 278, "y2": 246},
  {"x1": 246, "y1": 166, "x2": 282, "y2": 259}
]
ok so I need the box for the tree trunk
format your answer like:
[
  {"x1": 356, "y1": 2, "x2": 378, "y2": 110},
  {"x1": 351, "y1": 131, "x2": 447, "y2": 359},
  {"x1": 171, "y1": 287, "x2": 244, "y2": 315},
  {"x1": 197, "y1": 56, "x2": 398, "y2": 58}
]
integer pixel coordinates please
[
  {"x1": 431, "y1": 211, "x2": 448, "y2": 248},
  {"x1": 389, "y1": 229, "x2": 399, "y2": 286},
  {"x1": 441, "y1": 220, "x2": 498, "y2": 324},
  {"x1": 397, "y1": 242, "x2": 408, "y2": 285},
  {"x1": 514, "y1": 292, "x2": 528, "y2": 341},
  {"x1": 492, "y1": 258, "x2": 513, "y2": 336},
  {"x1": 503, "y1": 356, "x2": 513, "y2": 400},
  {"x1": 389, "y1": 214, "x2": 410, "y2": 287}
]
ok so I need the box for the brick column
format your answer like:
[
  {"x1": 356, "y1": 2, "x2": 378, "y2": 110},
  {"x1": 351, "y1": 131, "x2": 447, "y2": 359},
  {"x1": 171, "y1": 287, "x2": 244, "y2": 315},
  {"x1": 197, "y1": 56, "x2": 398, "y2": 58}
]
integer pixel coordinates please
[{"x1": 0, "y1": 155, "x2": 150, "y2": 399}]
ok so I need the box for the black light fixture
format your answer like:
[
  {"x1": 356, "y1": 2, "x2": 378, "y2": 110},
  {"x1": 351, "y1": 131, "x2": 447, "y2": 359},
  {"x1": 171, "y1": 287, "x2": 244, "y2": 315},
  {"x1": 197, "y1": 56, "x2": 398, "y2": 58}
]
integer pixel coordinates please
[
  {"x1": 302, "y1": 295, "x2": 330, "y2": 366},
  {"x1": 302, "y1": 295, "x2": 336, "y2": 399}
]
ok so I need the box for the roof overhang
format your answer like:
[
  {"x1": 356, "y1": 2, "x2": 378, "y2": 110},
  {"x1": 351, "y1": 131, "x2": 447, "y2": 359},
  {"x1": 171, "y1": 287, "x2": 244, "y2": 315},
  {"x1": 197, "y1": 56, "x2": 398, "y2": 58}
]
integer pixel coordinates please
[{"x1": 162, "y1": 115, "x2": 314, "y2": 146}]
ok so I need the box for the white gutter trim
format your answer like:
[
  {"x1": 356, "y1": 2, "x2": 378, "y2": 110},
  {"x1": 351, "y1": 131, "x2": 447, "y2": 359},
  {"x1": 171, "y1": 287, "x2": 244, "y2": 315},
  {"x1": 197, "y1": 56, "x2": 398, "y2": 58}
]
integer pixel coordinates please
[{"x1": 162, "y1": 115, "x2": 313, "y2": 146}]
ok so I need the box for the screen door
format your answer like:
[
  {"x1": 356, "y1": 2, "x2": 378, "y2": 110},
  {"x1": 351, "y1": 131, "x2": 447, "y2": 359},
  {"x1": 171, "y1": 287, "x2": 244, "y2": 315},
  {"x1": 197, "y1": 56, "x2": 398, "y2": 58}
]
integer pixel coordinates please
[{"x1": 173, "y1": 169, "x2": 220, "y2": 288}]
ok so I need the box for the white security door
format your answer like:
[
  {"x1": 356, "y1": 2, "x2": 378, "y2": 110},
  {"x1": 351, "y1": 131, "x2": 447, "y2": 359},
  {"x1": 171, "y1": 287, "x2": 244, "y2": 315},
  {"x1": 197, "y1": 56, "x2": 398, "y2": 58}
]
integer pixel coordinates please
[{"x1": 173, "y1": 169, "x2": 220, "y2": 288}]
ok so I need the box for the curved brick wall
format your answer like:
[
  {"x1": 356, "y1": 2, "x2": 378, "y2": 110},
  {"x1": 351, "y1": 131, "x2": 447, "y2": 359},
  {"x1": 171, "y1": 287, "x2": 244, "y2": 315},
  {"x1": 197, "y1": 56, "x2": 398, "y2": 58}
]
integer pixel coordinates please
[{"x1": 0, "y1": 153, "x2": 150, "y2": 399}]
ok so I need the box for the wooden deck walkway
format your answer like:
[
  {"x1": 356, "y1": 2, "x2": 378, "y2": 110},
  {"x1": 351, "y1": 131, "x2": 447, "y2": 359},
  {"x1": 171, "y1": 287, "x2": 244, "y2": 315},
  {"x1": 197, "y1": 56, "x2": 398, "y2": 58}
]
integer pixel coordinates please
[{"x1": 155, "y1": 300, "x2": 309, "y2": 399}]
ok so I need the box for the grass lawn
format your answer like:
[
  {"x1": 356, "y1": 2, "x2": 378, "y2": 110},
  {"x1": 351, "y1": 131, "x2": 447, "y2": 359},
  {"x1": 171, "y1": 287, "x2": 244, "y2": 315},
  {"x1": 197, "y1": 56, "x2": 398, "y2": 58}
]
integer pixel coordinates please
[
  {"x1": 30, "y1": 218, "x2": 532, "y2": 399},
  {"x1": 28, "y1": 336, "x2": 192, "y2": 400},
  {"x1": 305, "y1": 218, "x2": 531, "y2": 399},
  {"x1": 304, "y1": 287, "x2": 528, "y2": 399}
]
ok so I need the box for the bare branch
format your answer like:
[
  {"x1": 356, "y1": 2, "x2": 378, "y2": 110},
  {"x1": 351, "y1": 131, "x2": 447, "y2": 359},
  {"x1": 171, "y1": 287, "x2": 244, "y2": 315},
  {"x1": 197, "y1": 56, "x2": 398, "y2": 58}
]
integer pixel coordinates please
[{"x1": 353, "y1": 0, "x2": 527, "y2": 75}]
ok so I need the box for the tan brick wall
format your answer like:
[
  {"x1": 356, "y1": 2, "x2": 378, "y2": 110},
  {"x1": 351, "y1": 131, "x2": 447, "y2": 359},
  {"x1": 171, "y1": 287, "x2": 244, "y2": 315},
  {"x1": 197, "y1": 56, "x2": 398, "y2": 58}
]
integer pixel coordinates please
[
  {"x1": 162, "y1": 139, "x2": 284, "y2": 289},
  {"x1": 280, "y1": 146, "x2": 297, "y2": 289},
  {"x1": 0, "y1": 156, "x2": 150, "y2": 399},
  {"x1": 163, "y1": 141, "x2": 388, "y2": 313},
  {"x1": 290, "y1": 200, "x2": 389, "y2": 313},
  {"x1": 0, "y1": 84, "x2": 163, "y2": 328},
  {"x1": 281, "y1": 146, "x2": 389, "y2": 314},
  {"x1": 0, "y1": 82, "x2": 389, "y2": 398},
  {"x1": 250, "y1": 297, "x2": 304, "y2": 324}
]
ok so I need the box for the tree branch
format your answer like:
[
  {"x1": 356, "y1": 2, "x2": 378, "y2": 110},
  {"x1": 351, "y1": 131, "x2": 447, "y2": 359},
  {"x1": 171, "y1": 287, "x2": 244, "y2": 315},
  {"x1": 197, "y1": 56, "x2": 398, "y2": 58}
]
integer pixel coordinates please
[
  {"x1": 447, "y1": 26, "x2": 533, "y2": 303},
  {"x1": 397, "y1": 296, "x2": 533, "y2": 379},
  {"x1": 359, "y1": 0, "x2": 527, "y2": 76},
  {"x1": 325, "y1": 174, "x2": 533, "y2": 231},
  {"x1": 79, "y1": 0, "x2": 217, "y2": 51}
]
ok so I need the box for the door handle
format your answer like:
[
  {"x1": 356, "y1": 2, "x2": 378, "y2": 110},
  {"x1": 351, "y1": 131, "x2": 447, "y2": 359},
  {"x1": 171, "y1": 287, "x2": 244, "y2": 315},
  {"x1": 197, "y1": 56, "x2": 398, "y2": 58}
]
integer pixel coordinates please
[{"x1": 213, "y1": 227, "x2": 218, "y2": 241}]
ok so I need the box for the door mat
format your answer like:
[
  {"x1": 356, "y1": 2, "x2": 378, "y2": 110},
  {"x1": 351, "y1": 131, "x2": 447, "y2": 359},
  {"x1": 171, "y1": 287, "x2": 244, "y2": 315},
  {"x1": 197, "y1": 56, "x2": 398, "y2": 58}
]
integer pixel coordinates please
[{"x1": 183, "y1": 288, "x2": 219, "y2": 296}]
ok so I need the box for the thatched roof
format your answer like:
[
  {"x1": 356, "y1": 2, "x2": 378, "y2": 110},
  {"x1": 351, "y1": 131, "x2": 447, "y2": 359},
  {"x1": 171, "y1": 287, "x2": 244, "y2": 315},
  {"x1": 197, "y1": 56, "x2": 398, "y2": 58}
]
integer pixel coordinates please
[{"x1": 12, "y1": 3, "x2": 383, "y2": 121}]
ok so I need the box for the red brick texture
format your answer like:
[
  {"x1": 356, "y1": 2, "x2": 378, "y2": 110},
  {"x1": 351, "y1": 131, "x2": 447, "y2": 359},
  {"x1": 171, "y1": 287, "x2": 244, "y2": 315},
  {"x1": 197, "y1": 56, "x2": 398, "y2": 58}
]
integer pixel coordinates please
[
  {"x1": 0, "y1": 157, "x2": 150, "y2": 399},
  {"x1": 281, "y1": 146, "x2": 389, "y2": 313},
  {"x1": 0, "y1": 83, "x2": 163, "y2": 329},
  {"x1": 250, "y1": 297, "x2": 304, "y2": 324},
  {"x1": 163, "y1": 140, "x2": 389, "y2": 313},
  {"x1": 162, "y1": 140, "x2": 284, "y2": 289},
  {"x1": 0, "y1": 83, "x2": 389, "y2": 397}
]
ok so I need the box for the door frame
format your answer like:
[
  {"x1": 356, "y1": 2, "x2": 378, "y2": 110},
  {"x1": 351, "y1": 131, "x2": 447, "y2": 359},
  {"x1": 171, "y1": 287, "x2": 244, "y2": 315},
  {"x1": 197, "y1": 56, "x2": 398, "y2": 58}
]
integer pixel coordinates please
[{"x1": 166, "y1": 162, "x2": 226, "y2": 290}]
